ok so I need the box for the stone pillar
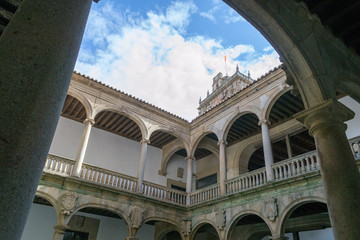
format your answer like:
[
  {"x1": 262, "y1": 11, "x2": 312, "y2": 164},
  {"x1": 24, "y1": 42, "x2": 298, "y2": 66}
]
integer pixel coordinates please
[
  {"x1": 259, "y1": 119, "x2": 275, "y2": 181},
  {"x1": 270, "y1": 236, "x2": 289, "y2": 240},
  {"x1": 296, "y1": 99, "x2": 360, "y2": 240},
  {"x1": 0, "y1": 0, "x2": 93, "y2": 239},
  {"x1": 285, "y1": 134, "x2": 293, "y2": 158},
  {"x1": 53, "y1": 224, "x2": 69, "y2": 240},
  {"x1": 186, "y1": 156, "x2": 194, "y2": 205},
  {"x1": 292, "y1": 232, "x2": 300, "y2": 240},
  {"x1": 136, "y1": 139, "x2": 150, "y2": 192},
  {"x1": 218, "y1": 140, "x2": 227, "y2": 195},
  {"x1": 72, "y1": 118, "x2": 95, "y2": 177}
]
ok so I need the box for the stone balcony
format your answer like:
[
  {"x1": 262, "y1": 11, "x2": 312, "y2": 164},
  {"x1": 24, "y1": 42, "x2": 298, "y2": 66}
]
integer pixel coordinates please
[{"x1": 42, "y1": 136, "x2": 360, "y2": 208}]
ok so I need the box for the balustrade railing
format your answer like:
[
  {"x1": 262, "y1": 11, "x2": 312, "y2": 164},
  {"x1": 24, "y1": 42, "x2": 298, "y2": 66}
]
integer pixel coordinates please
[
  {"x1": 226, "y1": 168, "x2": 267, "y2": 195},
  {"x1": 272, "y1": 151, "x2": 319, "y2": 181},
  {"x1": 189, "y1": 184, "x2": 220, "y2": 205},
  {"x1": 43, "y1": 136, "x2": 360, "y2": 207},
  {"x1": 44, "y1": 154, "x2": 74, "y2": 175},
  {"x1": 142, "y1": 181, "x2": 186, "y2": 205}
]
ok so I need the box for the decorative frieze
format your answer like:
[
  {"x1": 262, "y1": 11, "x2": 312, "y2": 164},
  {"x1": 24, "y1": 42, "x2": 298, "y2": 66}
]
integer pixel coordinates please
[
  {"x1": 61, "y1": 191, "x2": 78, "y2": 215},
  {"x1": 264, "y1": 197, "x2": 278, "y2": 222}
]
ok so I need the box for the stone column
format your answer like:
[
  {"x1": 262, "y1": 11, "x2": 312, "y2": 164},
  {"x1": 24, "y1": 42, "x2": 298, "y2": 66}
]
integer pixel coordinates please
[
  {"x1": 259, "y1": 119, "x2": 275, "y2": 181},
  {"x1": 136, "y1": 139, "x2": 150, "y2": 192},
  {"x1": 72, "y1": 118, "x2": 95, "y2": 177},
  {"x1": 53, "y1": 224, "x2": 69, "y2": 240},
  {"x1": 218, "y1": 140, "x2": 227, "y2": 195},
  {"x1": 0, "y1": 0, "x2": 93, "y2": 239},
  {"x1": 270, "y1": 236, "x2": 289, "y2": 240},
  {"x1": 285, "y1": 134, "x2": 293, "y2": 158},
  {"x1": 296, "y1": 99, "x2": 360, "y2": 240},
  {"x1": 186, "y1": 156, "x2": 194, "y2": 205}
]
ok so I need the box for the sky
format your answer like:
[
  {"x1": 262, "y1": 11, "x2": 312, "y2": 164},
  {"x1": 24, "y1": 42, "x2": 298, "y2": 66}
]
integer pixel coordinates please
[{"x1": 75, "y1": 0, "x2": 280, "y2": 121}]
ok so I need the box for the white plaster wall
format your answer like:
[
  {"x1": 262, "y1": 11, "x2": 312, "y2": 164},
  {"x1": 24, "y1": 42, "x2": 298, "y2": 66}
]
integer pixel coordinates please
[
  {"x1": 196, "y1": 154, "x2": 218, "y2": 180},
  {"x1": 339, "y1": 96, "x2": 360, "y2": 139},
  {"x1": 49, "y1": 117, "x2": 168, "y2": 186},
  {"x1": 22, "y1": 203, "x2": 155, "y2": 240},
  {"x1": 76, "y1": 211, "x2": 155, "y2": 240},
  {"x1": 166, "y1": 154, "x2": 187, "y2": 184},
  {"x1": 22, "y1": 204, "x2": 57, "y2": 240}
]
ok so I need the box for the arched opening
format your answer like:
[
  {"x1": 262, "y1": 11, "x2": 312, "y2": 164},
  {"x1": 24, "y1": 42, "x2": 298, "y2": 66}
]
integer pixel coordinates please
[
  {"x1": 161, "y1": 230, "x2": 182, "y2": 240},
  {"x1": 226, "y1": 113, "x2": 261, "y2": 146},
  {"x1": 22, "y1": 196, "x2": 58, "y2": 240},
  {"x1": 68, "y1": 207, "x2": 129, "y2": 240},
  {"x1": 282, "y1": 201, "x2": 332, "y2": 240},
  {"x1": 144, "y1": 220, "x2": 182, "y2": 240},
  {"x1": 194, "y1": 133, "x2": 219, "y2": 189},
  {"x1": 94, "y1": 110, "x2": 143, "y2": 142},
  {"x1": 61, "y1": 94, "x2": 87, "y2": 123},
  {"x1": 165, "y1": 148, "x2": 188, "y2": 192},
  {"x1": 228, "y1": 214, "x2": 271, "y2": 240},
  {"x1": 193, "y1": 223, "x2": 219, "y2": 240}
]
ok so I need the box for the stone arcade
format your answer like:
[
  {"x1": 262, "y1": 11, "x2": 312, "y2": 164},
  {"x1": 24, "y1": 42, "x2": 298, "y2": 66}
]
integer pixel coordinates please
[{"x1": 0, "y1": 1, "x2": 360, "y2": 240}]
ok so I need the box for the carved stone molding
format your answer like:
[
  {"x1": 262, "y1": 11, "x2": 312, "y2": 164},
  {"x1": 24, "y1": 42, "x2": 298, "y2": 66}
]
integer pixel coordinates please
[
  {"x1": 214, "y1": 209, "x2": 226, "y2": 230},
  {"x1": 264, "y1": 197, "x2": 278, "y2": 222},
  {"x1": 61, "y1": 191, "x2": 78, "y2": 215},
  {"x1": 130, "y1": 206, "x2": 144, "y2": 229},
  {"x1": 181, "y1": 218, "x2": 192, "y2": 236}
]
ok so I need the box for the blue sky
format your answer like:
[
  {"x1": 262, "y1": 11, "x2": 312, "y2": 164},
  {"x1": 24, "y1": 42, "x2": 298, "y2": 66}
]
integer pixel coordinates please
[{"x1": 75, "y1": 0, "x2": 280, "y2": 121}]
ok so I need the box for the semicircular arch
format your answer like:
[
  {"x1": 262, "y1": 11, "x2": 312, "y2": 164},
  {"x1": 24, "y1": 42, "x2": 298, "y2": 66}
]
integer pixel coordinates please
[
  {"x1": 94, "y1": 106, "x2": 147, "y2": 140},
  {"x1": 149, "y1": 127, "x2": 190, "y2": 153},
  {"x1": 225, "y1": 209, "x2": 273, "y2": 240},
  {"x1": 190, "y1": 131, "x2": 219, "y2": 158},
  {"x1": 191, "y1": 220, "x2": 220, "y2": 240},
  {"x1": 277, "y1": 196, "x2": 327, "y2": 236},
  {"x1": 68, "y1": 203, "x2": 131, "y2": 235},
  {"x1": 67, "y1": 88, "x2": 93, "y2": 119},
  {"x1": 261, "y1": 86, "x2": 293, "y2": 121}
]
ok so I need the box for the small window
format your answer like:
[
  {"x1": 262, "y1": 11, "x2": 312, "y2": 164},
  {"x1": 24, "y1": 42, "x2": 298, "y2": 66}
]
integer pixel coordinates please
[
  {"x1": 64, "y1": 230, "x2": 89, "y2": 240},
  {"x1": 197, "y1": 173, "x2": 217, "y2": 189}
]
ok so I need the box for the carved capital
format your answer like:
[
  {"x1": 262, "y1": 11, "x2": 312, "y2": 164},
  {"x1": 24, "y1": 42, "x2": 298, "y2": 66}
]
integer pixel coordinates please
[
  {"x1": 140, "y1": 139, "x2": 150, "y2": 144},
  {"x1": 84, "y1": 118, "x2": 95, "y2": 125},
  {"x1": 258, "y1": 119, "x2": 270, "y2": 126},
  {"x1": 53, "y1": 224, "x2": 70, "y2": 234},
  {"x1": 61, "y1": 191, "x2": 78, "y2": 215},
  {"x1": 158, "y1": 169, "x2": 167, "y2": 176},
  {"x1": 217, "y1": 140, "x2": 228, "y2": 146},
  {"x1": 185, "y1": 156, "x2": 195, "y2": 161},
  {"x1": 295, "y1": 99, "x2": 354, "y2": 137}
]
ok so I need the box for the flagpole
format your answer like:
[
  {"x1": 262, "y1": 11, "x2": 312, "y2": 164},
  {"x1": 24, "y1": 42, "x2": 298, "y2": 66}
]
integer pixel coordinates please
[{"x1": 224, "y1": 55, "x2": 228, "y2": 76}]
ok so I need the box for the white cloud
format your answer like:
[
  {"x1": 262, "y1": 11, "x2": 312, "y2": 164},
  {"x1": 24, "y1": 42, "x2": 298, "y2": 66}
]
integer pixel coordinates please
[
  {"x1": 76, "y1": 1, "x2": 280, "y2": 121},
  {"x1": 263, "y1": 46, "x2": 274, "y2": 52},
  {"x1": 223, "y1": 8, "x2": 245, "y2": 24}
]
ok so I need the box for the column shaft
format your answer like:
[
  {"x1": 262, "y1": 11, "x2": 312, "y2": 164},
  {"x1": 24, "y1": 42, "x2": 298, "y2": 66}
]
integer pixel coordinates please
[
  {"x1": 219, "y1": 140, "x2": 227, "y2": 195},
  {"x1": 52, "y1": 225, "x2": 69, "y2": 240},
  {"x1": 0, "y1": 0, "x2": 93, "y2": 239},
  {"x1": 137, "y1": 139, "x2": 149, "y2": 192},
  {"x1": 186, "y1": 157, "x2": 194, "y2": 205},
  {"x1": 260, "y1": 120, "x2": 274, "y2": 181},
  {"x1": 296, "y1": 99, "x2": 360, "y2": 240},
  {"x1": 285, "y1": 134, "x2": 293, "y2": 158},
  {"x1": 72, "y1": 118, "x2": 94, "y2": 177}
]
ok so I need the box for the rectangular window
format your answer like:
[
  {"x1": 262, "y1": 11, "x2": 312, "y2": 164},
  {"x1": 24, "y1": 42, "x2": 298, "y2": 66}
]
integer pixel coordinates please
[
  {"x1": 63, "y1": 230, "x2": 89, "y2": 240},
  {"x1": 196, "y1": 173, "x2": 217, "y2": 189}
]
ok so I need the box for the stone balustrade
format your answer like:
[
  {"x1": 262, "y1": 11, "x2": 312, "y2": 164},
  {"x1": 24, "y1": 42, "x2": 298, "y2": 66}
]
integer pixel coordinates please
[
  {"x1": 189, "y1": 184, "x2": 220, "y2": 205},
  {"x1": 42, "y1": 137, "x2": 360, "y2": 207},
  {"x1": 272, "y1": 151, "x2": 319, "y2": 181},
  {"x1": 226, "y1": 168, "x2": 267, "y2": 195},
  {"x1": 142, "y1": 181, "x2": 186, "y2": 205}
]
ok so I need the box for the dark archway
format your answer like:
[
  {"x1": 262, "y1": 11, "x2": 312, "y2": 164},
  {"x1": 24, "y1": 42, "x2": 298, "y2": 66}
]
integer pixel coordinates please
[
  {"x1": 226, "y1": 113, "x2": 261, "y2": 146},
  {"x1": 282, "y1": 201, "x2": 332, "y2": 239},
  {"x1": 193, "y1": 223, "x2": 220, "y2": 240},
  {"x1": 228, "y1": 214, "x2": 271, "y2": 240}
]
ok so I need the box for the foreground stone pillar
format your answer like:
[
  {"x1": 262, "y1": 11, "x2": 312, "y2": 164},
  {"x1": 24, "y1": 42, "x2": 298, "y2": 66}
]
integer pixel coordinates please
[
  {"x1": 218, "y1": 140, "x2": 227, "y2": 195},
  {"x1": 72, "y1": 118, "x2": 95, "y2": 177},
  {"x1": 0, "y1": 0, "x2": 93, "y2": 239},
  {"x1": 259, "y1": 119, "x2": 275, "y2": 181},
  {"x1": 53, "y1": 224, "x2": 69, "y2": 240},
  {"x1": 186, "y1": 156, "x2": 194, "y2": 205},
  {"x1": 296, "y1": 99, "x2": 360, "y2": 240},
  {"x1": 136, "y1": 139, "x2": 149, "y2": 192}
]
